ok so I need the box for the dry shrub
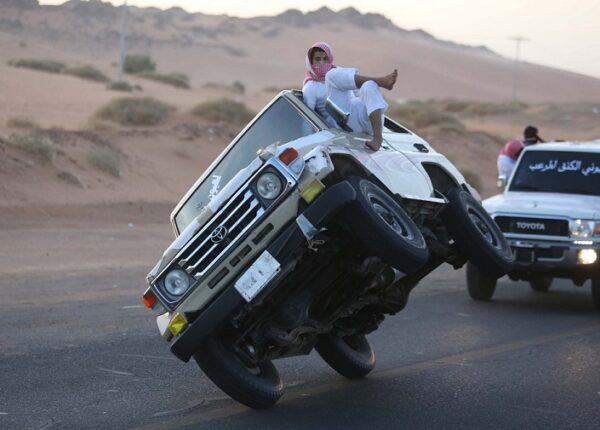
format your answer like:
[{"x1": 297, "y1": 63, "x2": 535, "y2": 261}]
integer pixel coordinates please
[
  {"x1": 192, "y1": 98, "x2": 255, "y2": 126},
  {"x1": 87, "y1": 146, "x2": 121, "y2": 177},
  {"x1": 94, "y1": 97, "x2": 175, "y2": 126},
  {"x1": 7, "y1": 133, "x2": 54, "y2": 162},
  {"x1": 6, "y1": 117, "x2": 40, "y2": 129},
  {"x1": 64, "y1": 65, "x2": 109, "y2": 83},
  {"x1": 123, "y1": 54, "x2": 156, "y2": 74},
  {"x1": 9, "y1": 59, "x2": 65, "y2": 73},
  {"x1": 107, "y1": 81, "x2": 133, "y2": 92},
  {"x1": 57, "y1": 170, "x2": 84, "y2": 187},
  {"x1": 137, "y1": 71, "x2": 190, "y2": 89},
  {"x1": 388, "y1": 101, "x2": 465, "y2": 131}
]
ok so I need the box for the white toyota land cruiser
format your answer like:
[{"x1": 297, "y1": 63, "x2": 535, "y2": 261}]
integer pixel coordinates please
[
  {"x1": 143, "y1": 90, "x2": 512, "y2": 408},
  {"x1": 466, "y1": 140, "x2": 600, "y2": 310}
]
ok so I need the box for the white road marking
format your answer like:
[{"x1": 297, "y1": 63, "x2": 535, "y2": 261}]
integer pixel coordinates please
[
  {"x1": 98, "y1": 368, "x2": 134, "y2": 376},
  {"x1": 122, "y1": 305, "x2": 143, "y2": 309}
]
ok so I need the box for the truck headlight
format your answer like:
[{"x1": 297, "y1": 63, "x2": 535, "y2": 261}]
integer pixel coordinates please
[
  {"x1": 256, "y1": 172, "x2": 282, "y2": 200},
  {"x1": 577, "y1": 249, "x2": 597, "y2": 265},
  {"x1": 570, "y1": 219, "x2": 592, "y2": 238},
  {"x1": 164, "y1": 269, "x2": 190, "y2": 296}
]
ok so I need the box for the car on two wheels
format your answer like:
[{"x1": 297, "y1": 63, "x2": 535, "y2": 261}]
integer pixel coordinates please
[{"x1": 143, "y1": 90, "x2": 513, "y2": 408}]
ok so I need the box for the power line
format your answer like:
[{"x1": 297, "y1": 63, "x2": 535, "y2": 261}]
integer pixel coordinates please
[
  {"x1": 509, "y1": 36, "x2": 529, "y2": 102},
  {"x1": 117, "y1": 0, "x2": 129, "y2": 82}
]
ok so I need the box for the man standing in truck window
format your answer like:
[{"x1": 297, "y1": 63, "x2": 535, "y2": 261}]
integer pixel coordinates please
[
  {"x1": 497, "y1": 138, "x2": 525, "y2": 178},
  {"x1": 523, "y1": 125, "x2": 544, "y2": 146},
  {"x1": 301, "y1": 41, "x2": 398, "y2": 151}
]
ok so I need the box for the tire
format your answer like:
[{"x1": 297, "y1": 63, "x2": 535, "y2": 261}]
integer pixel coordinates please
[
  {"x1": 344, "y1": 176, "x2": 429, "y2": 274},
  {"x1": 592, "y1": 277, "x2": 600, "y2": 312},
  {"x1": 315, "y1": 334, "x2": 376, "y2": 378},
  {"x1": 466, "y1": 261, "x2": 497, "y2": 301},
  {"x1": 529, "y1": 276, "x2": 553, "y2": 292},
  {"x1": 194, "y1": 335, "x2": 284, "y2": 409},
  {"x1": 442, "y1": 188, "x2": 513, "y2": 278}
]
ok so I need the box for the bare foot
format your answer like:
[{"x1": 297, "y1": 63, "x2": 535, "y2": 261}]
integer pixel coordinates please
[
  {"x1": 365, "y1": 136, "x2": 383, "y2": 151},
  {"x1": 378, "y1": 69, "x2": 398, "y2": 90}
]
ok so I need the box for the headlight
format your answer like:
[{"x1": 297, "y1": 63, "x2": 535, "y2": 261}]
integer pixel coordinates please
[
  {"x1": 570, "y1": 219, "x2": 593, "y2": 238},
  {"x1": 256, "y1": 172, "x2": 282, "y2": 200},
  {"x1": 164, "y1": 269, "x2": 190, "y2": 296}
]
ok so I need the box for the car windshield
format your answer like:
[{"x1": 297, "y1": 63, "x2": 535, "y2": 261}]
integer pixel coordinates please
[
  {"x1": 509, "y1": 150, "x2": 600, "y2": 196},
  {"x1": 174, "y1": 96, "x2": 318, "y2": 232}
]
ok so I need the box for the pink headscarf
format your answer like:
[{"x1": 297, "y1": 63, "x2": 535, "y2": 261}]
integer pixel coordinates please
[
  {"x1": 303, "y1": 42, "x2": 335, "y2": 86},
  {"x1": 500, "y1": 139, "x2": 525, "y2": 159}
]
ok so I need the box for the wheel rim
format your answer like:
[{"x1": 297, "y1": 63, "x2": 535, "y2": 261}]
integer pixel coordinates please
[
  {"x1": 468, "y1": 206, "x2": 499, "y2": 248},
  {"x1": 368, "y1": 193, "x2": 414, "y2": 240}
]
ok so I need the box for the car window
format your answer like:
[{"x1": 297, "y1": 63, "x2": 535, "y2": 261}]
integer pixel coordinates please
[
  {"x1": 174, "y1": 97, "x2": 318, "y2": 232},
  {"x1": 510, "y1": 150, "x2": 600, "y2": 196}
]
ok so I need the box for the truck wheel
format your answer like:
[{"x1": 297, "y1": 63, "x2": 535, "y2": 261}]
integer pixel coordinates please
[
  {"x1": 315, "y1": 334, "x2": 376, "y2": 378},
  {"x1": 530, "y1": 276, "x2": 553, "y2": 292},
  {"x1": 466, "y1": 261, "x2": 497, "y2": 301},
  {"x1": 592, "y1": 278, "x2": 600, "y2": 312},
  {"x1": 344, "y1": 176, "x2": 429, "y2": 274},
  {"x1": 442, "y1": 188, "x2": 513, "y2": 278},
  {"x1": 194, "y1": 335, "x2": 284, "y2": 409}
]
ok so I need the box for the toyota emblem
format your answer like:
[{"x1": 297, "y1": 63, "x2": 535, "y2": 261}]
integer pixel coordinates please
[{"x1": 210, "y1": 225, "x2": 229, "y2": 243}]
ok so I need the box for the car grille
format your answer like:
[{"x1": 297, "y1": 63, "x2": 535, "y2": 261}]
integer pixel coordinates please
[
  {"x1": 494, "y1": 216, "x2": 569, "y2": 237},
  {"x1": 177, "y1": 188, "x2": 265, "y2": 278}
]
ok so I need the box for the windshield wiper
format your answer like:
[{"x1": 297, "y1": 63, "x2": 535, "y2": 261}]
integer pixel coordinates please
[
  {"x1": 557, "y1": 188, "x2": 597, "y2": 196},
  {"x1": 510, "y1": 184, "x2": 542, "y2": 191}
]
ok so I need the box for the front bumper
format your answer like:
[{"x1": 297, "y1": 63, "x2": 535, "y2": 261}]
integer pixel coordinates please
[
  {"x1": 508, "y1": 237, "x2": 600, "y2": 278},
  {"x1": 170, "y1": 180, "x2": 357, "y2": 362}
]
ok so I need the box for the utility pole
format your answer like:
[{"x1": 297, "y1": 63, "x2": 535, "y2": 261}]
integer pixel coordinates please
[
  {"x1": 117, "y1": 0, "x2": 129, "y2": 82},
  {"x1": 509, "y1": 36, "x2": 528, "y2": 102}
]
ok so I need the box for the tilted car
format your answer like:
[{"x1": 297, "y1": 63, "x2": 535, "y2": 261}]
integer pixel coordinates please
[
  {"x1": 143, "y1": 90, "x2": 513, "y2": 408},
  {"x1": 467, "y1": 141, "x2": 600, "y2": 310}
]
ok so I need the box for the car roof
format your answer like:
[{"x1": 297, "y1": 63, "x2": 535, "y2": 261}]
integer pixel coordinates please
[{"x1": 524, "y1": 140, "x2": 600, "y2": 153}]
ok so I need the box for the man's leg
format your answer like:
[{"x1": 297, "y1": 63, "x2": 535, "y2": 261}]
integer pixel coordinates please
[{"x1": 359, "y1": 81, "x2": 388, "y2": 151}]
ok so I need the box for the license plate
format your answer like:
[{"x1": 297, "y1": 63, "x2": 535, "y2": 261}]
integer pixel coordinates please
[
  {"x1": 514, "y1": 248, "x2": 534, "y2": 263},
  {"x1": 234, "y1": 251, "x2": 281, "y2": 302}
]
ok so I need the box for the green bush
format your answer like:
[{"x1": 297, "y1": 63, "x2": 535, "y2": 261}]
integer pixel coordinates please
[
  {"x1": 7, "y1": 133, "x2": 54, "y2": 162},
  {"x1": 192, "y1": 98, "x2": 255, "y2": 126},
  {"x1": 94, "y1": 97, "x2": 175, "y2": 126},
  {"x1": 123, "y1": 54, "x2": 156, "y2": 74},
  {"x1": 138, "y1": 71, "x2": 190, "y2": 89},
  {"x1": 107, "y1": 81, "x2": 133, "y2": 92},
  {"x1": 64, "y1": 65, "x2": 109, "y2": 82},
  {"x1": 87, "y1": 146, "x2": 121, "y2": 177},
  {"x1": 9, "y1": 59, "x2": 65, "y2": 73}
]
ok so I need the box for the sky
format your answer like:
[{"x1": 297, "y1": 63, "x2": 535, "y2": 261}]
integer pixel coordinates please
[{"x1": 39, "y1": 0, "x2": 600, "y2": 79}]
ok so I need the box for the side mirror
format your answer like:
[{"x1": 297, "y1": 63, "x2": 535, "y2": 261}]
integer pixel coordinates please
[
  {"x1": 497, "y1": 175, "x2": 507, "y2": 188},
  {"x1": 325, "y1": 97, "x2": 352, "y2": 131}
]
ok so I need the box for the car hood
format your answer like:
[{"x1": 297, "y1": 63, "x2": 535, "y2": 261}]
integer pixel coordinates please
[{"x1": 484, "y1": 191, "x2": 600, "y2": 219}]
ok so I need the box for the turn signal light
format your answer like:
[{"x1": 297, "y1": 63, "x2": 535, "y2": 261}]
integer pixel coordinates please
[
  {"x1": 143, "y1": 290, "x2": 157, "y2": 309},
  {"x1": 279, "y1": 148, "x2": 299, "y2": 165},
  {"x1": 168, "y1": 313, "x2": 188, "y2": 336},
  {"x1": 594, "y1": 223, "x2": 600, "y2": 236}
]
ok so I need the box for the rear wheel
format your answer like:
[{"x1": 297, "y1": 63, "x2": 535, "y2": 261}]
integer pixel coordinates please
[
  {"x1": 194, "y1": 335, "x2": 284, "y2": 409},
  {"x1": 442, "y1": 188, "x2": 513, "y2": 278},
  {"x1": 466, "y1": 261, "x2": 497, "y2": 301},
  {"x1": 592, "y1": 277, "x2": 600, "y2": 312},
  {"x1": 344, "y1": 176, "x2": 429, "y2": 274},
  {"x1": 529, "y1": 276, "x2": 553, "y2": 292},
  {"x1": 315, "y1": 334, "x2": 376, "y2": 378}
]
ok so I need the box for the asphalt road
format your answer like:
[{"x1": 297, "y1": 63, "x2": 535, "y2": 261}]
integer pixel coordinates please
[{"x1": 1, "y1": 265, "x2": 599, "y2": 429}]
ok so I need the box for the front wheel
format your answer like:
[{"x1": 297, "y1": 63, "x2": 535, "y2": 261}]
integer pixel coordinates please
[
  {"x1": 592, "y1": 278, "x2": 600, "y2": 312},
  {"x1": 530, "y1": 276, "x2": 553, "y2": 292},
  {"x1": 315, "y1": 334, "x2": 376, "y2": 378},
  {"x1": 442, "y1": 188, "x2": 513, "y2": 278},
  {"x1": 343, "y1": 176, "x2": 429, "y2": 274},
  {"x1": 466, "y1": 261, "x2": 497, "y2": 301},
  {"x1": 194, "y1": 335, "x2": 284, "y2": 409}
]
